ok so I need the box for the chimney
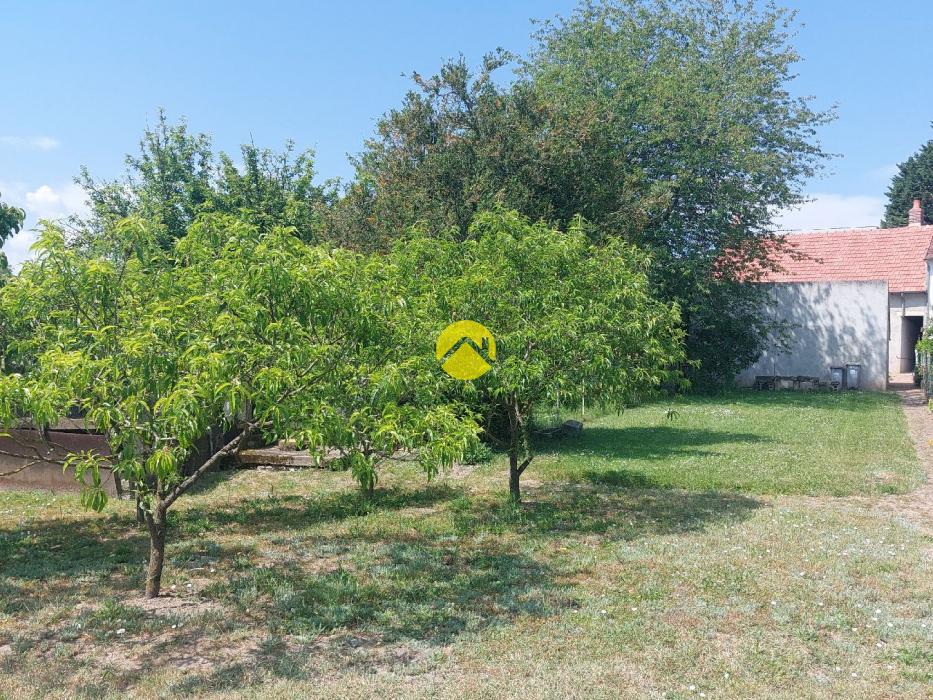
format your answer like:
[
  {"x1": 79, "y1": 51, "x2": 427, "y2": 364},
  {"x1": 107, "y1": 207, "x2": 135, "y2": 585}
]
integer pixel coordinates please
[{"x1": 908, "y1": 198, "x2": 923, "y2": 227}]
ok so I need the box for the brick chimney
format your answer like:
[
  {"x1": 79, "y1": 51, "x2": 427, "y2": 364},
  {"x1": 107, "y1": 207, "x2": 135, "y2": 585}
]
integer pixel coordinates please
[{"x1": 908, "y1": 198, "x2": 923, "y2": 227}]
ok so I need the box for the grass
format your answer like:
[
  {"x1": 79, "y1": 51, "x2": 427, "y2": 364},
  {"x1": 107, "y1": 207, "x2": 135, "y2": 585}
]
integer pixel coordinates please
[
  {"x1": 533, "y1": 390, "x2": 922, "y2": 495},
  {"x1": 0, "y1": 390, "x2": 930, "y2": 698}
]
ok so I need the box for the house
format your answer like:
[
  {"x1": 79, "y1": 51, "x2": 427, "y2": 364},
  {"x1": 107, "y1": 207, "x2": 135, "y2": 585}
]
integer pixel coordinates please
[{"x1": 736, "y1": 200, "x2": 933, "y2": 390}]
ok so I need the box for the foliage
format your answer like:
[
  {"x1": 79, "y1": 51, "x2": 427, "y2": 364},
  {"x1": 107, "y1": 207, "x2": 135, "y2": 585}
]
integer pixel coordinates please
[
  {"x1": 0, "y1": 191, "x2": 24, "y2": 243},
  {"x1": 0, "y1": 192, "x2": 25, "y2": 281},
  {"x1": 914, "y1": 323, "x2": 933, "y2": 357},
  {"x1": 882, "y1": 132, "x2": 933, "y2": 227},
  {"x1": 338, "y1": 0, "x2": 830, "y2": 388},
  {"x1": 461, "y1": 439, "x2": 494, "y2": 465},
  {"x1": 390, "y1": 208, "x2": 685, "y2": 501},
  {"x1": 0, "y1": 214, "x2": 475, "y2": 595},
  {"x1": 76, "y1": 109, "x2": 335, "y2": 248},
  {"x1": 329, "y1": 49, "x2": 541, "y2": 250}
]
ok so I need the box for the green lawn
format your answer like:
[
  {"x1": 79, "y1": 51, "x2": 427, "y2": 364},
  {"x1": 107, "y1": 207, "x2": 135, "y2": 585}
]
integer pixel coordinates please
[
  {"x1": 533, "y1": 390, "x2": 923, "y2": 496},
  {"x1": 0, "y1": 390, "x2": 930, "y2": 699}
]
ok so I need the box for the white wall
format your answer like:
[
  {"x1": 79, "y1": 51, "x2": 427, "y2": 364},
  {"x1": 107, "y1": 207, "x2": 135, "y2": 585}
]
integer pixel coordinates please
[{"x1": 736, "y1": 281, "x2": 890, "y2": 390}]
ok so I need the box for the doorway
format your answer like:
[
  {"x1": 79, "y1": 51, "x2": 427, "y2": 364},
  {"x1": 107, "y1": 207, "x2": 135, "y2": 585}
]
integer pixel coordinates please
[{"x1": 900, "y1": 315, "x2": 924, "y2": 373}]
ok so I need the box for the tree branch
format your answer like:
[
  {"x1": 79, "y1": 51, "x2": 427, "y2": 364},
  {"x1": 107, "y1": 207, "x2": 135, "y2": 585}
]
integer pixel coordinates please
[
  {"x1": 0, "y1": 444, "x2": 67, "y2": 467},
  {"x1": 516, "y1": 456, "x2": 533, "y2": 475},
  {"x1": 0, "y1": 459, "x2": 41, "y2": 478},
  {"x1": 162, "y1": 429, "x2": 246, "y2": 509}
]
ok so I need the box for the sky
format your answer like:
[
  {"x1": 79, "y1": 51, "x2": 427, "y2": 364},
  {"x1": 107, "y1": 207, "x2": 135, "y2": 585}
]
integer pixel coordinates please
[{"x1": 2, "y1": 0, "x2": 933, "y2": 267}]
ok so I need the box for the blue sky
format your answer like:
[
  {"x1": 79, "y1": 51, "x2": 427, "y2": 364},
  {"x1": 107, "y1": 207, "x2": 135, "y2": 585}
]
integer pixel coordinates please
[{"x1": 2, "y1": 1, "x2": 932, "y2": 266}]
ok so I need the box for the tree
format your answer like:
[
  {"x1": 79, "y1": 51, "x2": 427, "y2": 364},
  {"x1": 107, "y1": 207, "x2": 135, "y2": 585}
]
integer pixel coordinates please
[
  {"x1": 0, "y1": 214, "x2": 475, "y2": 596},
  {"x1": 0, "y1": 192, "x2": 25, "y2": 280},
  {"x1": 882, "y1": 134, "x2": 933, "y2": 227},
  {"x1": 321, "y1": 355, "x2": 479, "y2": 495},
  {"x1": 339, "y1": 0, "x2": 830, "y2": 387},
  {"x1": 328, "y1": 50, "x2": 547, "y2": 250},
  {"x1": 0, "y1": 192, "x2": 24, "y2": 243},
  {"x1": 77, "y1": 110, "x2": 334, "y2": 248},
  {"x1": 301, "y1": 250, "x2": 480, "y2": 495},
  {"x1": 392, "y1": 209, "x2": 685, "y2": 502}
]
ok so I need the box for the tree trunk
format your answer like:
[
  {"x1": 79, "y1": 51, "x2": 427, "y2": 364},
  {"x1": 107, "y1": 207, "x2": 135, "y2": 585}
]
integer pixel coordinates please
[
  {"x1": 507, "y1": 395, "x2": 522, "y2": 503},
  {"x1": 144, "y1": 506, "x2": 167, "y2": 598},
  {"x1": 509, "y1": 451, "x2": 521, "y2": 502}
]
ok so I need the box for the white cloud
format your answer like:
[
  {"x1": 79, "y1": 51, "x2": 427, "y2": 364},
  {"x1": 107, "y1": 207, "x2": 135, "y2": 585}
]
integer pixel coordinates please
[
  {"x1": 24, "y1": 183, "x2": 87, "y2": 220},
  {"x1": 2, "y1": 229, "x2": 41, "y2": 271},
  {"x1": 774, "y1": 193, "x2": 886, "y2": 232},
  {"x1": 0, "y1": 135, "x2": 60, "y2": 151},
  {"x1": 0, "y1": 181, "x2": 89, "y2": 269}
]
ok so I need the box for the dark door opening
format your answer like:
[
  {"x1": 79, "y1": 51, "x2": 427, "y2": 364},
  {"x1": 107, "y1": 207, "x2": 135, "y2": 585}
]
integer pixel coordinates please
[{"x1": 900, "y1": 316, "x2": 924, "y2": 373}]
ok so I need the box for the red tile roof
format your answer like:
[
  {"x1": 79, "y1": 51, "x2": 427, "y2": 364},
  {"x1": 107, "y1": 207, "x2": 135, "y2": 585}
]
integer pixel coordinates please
[{"x1": 761, "y1": 225, "x2": 933, "y2": 293}]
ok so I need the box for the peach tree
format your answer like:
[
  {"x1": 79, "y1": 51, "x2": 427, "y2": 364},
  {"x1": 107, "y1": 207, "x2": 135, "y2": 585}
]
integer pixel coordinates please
[
  {"x1": 0, "y1": 214, "x2": 476, "y2": 596},
  {"x1": 392, "y1": 209, "x2": 686, "y2": 502}
]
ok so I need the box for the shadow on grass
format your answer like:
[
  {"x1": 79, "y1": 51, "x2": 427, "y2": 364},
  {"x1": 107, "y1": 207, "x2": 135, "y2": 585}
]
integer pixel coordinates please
[
  {"x1": 450, "y1": 480, "x2": 762, "y2": 541},
  {"x1": 170, "y1": 480, "x2": 762, "y2": 694},
  {"x1": 0, "y1": 484, "x2": 462, "y2": 608},
  {"x1": 175, "y1": 481, "x2": 464, "y2": 536},
  {"x1": 0, "y1": 512, "x2": 146, "y2": 613},
  {"x1": 209, "y1": 538, "x2": 555, "y2": 640},
  {"x1": 583, "y1": 468, "x2": 661, "y2": 488},
  {"x1": 2, "y1": 475, "x2": 762, "y2": 695},
  {"x1": 535, "y1": 425, "x2": 771, "y2": 461}
]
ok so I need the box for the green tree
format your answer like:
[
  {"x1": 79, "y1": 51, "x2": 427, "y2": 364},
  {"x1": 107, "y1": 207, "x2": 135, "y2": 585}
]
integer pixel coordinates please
[
  {"x1": 0, "y1": 214, "x2": 474, "y2": 596},
  {"x1": 393, "y1": 209, "x2": 685, "y2": 502},
  {"x1": 77, "y1": 112, "x2": 213, "y2": 245},
  {"x1": 77, "y1": 110, "x2": 334, "y2": 247},
  {"x1": 329, "y1": 50, "x2": 545, "y2": 250},
  {"x1": 882, "y1": 134, "x2": 933, "y2": 227},
  {"x1": 322, "y1": 355, "x2": 479, "y2": 495},
  {"x1": 340, "y1": 0, "x2": 830, "y2": 387},
  {"x1": 0, "y1": 192, "x2": 25, "y2": 280},
  {"x1": 216, "y1": 141, "x2": 335, "y2": 237},
  {"x1": 0, "y1": 192, "x2": 24, "y2": 242}
]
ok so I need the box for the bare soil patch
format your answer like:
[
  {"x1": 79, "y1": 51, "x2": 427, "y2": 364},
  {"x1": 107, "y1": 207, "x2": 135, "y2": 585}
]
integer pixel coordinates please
[{"x1": 126, "y1": 593, "x2": 221, "y2": 618}]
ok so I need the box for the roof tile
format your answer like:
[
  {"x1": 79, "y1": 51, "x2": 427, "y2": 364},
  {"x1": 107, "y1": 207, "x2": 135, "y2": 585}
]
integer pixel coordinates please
[{"x1": 762, "y1": 225, "x2": 933, "y2": 293}]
